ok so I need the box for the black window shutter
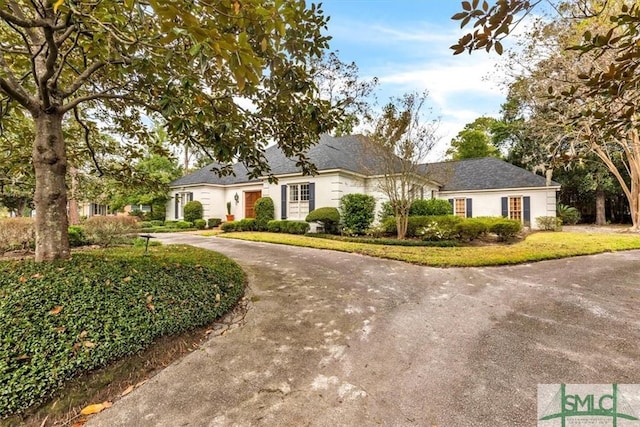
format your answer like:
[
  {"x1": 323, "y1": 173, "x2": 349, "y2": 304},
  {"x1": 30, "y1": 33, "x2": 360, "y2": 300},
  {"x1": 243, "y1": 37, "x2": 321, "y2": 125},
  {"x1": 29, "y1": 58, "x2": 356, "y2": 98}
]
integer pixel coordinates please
[
  {"x1": 501, "y1": 197, "x2": 508, "y2": 217},
  {"x1": 281, "y1": 185, "x2": 287, "y2": 219},
  {"x1": 448, "y1": 198, "x2": 454, "y2": 207},
  {"x1": 523, "y1": 196, "x2": 531, "y2": 224},
  {"x1": 466, "y1": 198, "x2": 473, "y2": 218},
  {"x1": 308, "y1": 183, "x2": 315, "y2": 212},
  {"x1": 174, "y1": 195, "x2": 179, "y2": 219}
]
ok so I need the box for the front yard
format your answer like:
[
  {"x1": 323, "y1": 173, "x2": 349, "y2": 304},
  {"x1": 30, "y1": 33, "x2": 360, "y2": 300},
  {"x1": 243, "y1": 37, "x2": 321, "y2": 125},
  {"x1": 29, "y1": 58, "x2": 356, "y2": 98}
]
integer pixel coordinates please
[{"x1": 218, "y1": 230, "x2": 640, "y2": 267}]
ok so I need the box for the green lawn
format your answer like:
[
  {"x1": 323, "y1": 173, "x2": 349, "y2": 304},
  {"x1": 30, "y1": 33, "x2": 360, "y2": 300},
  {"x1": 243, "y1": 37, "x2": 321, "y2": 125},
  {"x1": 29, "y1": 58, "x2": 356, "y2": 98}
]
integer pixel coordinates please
[{"x1": 218, "y1": 231, "x2": 640, "y2": 267}]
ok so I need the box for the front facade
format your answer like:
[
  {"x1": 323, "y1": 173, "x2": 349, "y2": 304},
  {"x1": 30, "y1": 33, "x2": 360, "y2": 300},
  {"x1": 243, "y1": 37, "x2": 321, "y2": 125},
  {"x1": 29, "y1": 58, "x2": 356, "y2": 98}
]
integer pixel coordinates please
[{"x1": 167, "y1": 135, "x2": 560, "y2": 229}]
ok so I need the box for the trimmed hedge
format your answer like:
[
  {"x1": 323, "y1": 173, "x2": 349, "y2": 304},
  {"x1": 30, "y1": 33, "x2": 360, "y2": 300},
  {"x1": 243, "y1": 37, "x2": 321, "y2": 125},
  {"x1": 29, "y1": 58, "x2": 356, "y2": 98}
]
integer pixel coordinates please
[
  {"x1": 176, "y1": 221, "x2": 193, "y2": 229},
  {"x1": 221, "y1": 219, "x2": 256, "y2": 232},
  {"x1": 0, "y1": 218, "x2": 35, "y2": 254},
  {"x1": 305, "y1": 207, "x2": 340, "y2": 234},
  {"x1": 266, "y1": 220, "x2": 310, "y2": 234},
  {"x1": 254, "y1": 197, "x2": 275, "y2": 231},
  {"x1": 183, "y1": 201, "x2": 203, "y2": 223},
  {"x1": 455, "y1": 218, "x2": 489, "y2": 241},
  {"x1": 194, "y1": 219, "x2": 207, "y2": 230},
  {"x1": 67, "y1": 226, "x2": 87, "y2": 247},
  {"x1": 409, "y1": 199, "x2": 453, "y2": 216},
  {"x1": 207, "y1": 218, "x2": 222, "y2": 228},
  {"x1": 382, "y1": 215, "x2": 523, "y2": 241},
  {"x1": 0, "y1": 245, "x2": 244, "y2": 416}
]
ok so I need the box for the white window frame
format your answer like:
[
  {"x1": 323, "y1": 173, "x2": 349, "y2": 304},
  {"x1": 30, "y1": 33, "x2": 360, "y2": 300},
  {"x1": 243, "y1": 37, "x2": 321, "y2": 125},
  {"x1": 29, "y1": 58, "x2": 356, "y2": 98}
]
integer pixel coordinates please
[
  {"x1": 288, "y1": 183, "x2": 310, "y2": 219},
  {"x1": 454, "y1": 198, "x2": 466, "y2": 218},
  {"x1": 508, "y1": 196, "x2": 523, "y2": 221}
]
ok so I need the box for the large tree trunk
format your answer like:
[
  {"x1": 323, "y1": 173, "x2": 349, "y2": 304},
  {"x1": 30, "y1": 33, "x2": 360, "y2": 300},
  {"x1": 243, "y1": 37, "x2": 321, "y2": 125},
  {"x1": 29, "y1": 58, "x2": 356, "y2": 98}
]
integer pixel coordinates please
[
  {"x1": 595, "y1": 188, "x2": 606, "y2": 226},
  {"x1": 32, "y1": 112, "x2": 70, "y2": 261}
]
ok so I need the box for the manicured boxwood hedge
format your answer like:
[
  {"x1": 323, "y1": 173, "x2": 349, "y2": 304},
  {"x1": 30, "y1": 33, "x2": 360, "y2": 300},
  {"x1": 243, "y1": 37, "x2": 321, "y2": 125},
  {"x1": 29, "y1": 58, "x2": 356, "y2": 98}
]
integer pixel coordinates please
[{"x1": 0, "y1": 245, "x2": 245, "y2": 417}]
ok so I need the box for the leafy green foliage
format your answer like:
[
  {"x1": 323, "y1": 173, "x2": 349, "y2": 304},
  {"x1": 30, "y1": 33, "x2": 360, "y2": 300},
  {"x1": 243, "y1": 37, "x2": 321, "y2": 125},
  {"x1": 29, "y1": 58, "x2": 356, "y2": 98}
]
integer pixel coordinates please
[
  {"x1": 409, "y1": 199, "x2": 453, "y2": 216},
  {"x1": 490, "y1": 219, "x2": 523, "y2": 241},
  {"x1": 183, "y1": 201, "x2": 204, "y2": 223},
  {"x1": 446, "y1": 116, "x2": 501, "y2": 160},
  {"x1": 0, "y1": 218, "x2": 35, "y2": 254},
  {"x1": 194, "y1": 219, "x2": 207, "y2": 230},
  {"x1": 305, "y1": 207, "x2": 341, "y2": 234},
  {"x1": 340, "y1": 194, "x2": 376, "y2": 235},
  {"x1": 207, "y1": 218, "x2": 222, "y2": 228},
  {"x1": 0, "y1": 245, "x2": 244, "y2": 416},
  {"x1": 176, "y1": 221, "x2": 193, "y2": 230},
  {"x1": 67, "y1": 226, "x2": 87, "y2": 248},
  {"x1": 416, "y1": 216, "x2": 464, "y2": 241},
  {"x1": 83, "y1": 217, "x2": 139, "y2": 247},
  {"x1": 254, "y1": 197, "x2": 275, "y2": 231},
  {"x1": 265, "y1": 220, "x2": 310, "y2": 234},
  {"x1": 536, "y1": 216, "x2": 563, "y2": 231},
  {"x1": 455, "y1": 219, "x2": 489, "y2": 241},
  {"x1": 557, "y1": 204, "x2": 581, "y2": 225},
  {"x1": 0, "y1": 0, "x2": 342, "y2": 260}
]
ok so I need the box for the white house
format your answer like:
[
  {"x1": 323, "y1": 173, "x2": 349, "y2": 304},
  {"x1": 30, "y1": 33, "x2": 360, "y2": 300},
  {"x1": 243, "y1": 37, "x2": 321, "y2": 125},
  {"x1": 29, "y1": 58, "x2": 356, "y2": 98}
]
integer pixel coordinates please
[{"x1": 167, "y1": 134, "x2": 560, "y2": 228}]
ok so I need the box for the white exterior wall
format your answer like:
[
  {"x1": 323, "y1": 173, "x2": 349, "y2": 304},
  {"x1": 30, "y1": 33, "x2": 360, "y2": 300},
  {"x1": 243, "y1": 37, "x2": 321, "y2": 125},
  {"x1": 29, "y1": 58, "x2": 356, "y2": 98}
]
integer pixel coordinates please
[
  {"x1": 167, "y1": 183, "x2": 263, "y2": 221},
  {"x1": 439, "y1": 187, "x2": 558, "y2": 229}
]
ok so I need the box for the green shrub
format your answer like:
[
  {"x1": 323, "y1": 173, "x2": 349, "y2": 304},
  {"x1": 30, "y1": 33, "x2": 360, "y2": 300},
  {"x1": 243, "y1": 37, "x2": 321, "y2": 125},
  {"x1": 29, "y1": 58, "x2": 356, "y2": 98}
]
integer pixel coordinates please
[
  {"x1": 455, "y1": 219, "x2": 489, "y2": 241},
  {"x1": 266, "y1": 220, "x2": 281, "y2": 232},
  {"x1": 306, "y1": 207, "x2": 341, "y2": 234},
  {"x1": 340, "y1": 193, "x2": 376, "y2": 235},
  {"x1": 67, "y1": 226, "x2": 87, "y2": 247},
  {"x1": 254, "y1": 197, "x2": 275, "y2": 231},
  {"x1": 183, "y1": 201, "x2": 203, "y2": 223},
  {"x1": 409, "y1": 199, "x2": 453, "y2": 216},
  {"x1": 0, "y1": 245, "x2": 244, "y2": 416},
  {"x1": 194, "y1": 219, "x2": 207, "y2": 230},
  {"x1": 265, "y1": 220, "x2": 309, "y2": 234},
  {"x1": 176, "y1": 221, "x2": 193, "y2": 229},
  {"x1": 237, "y1": 218, "x2": 256, "y2": 231},
  {"x1": 284, "y1": 220, "x2": 310, "y2": 234},
  {"x1": 164, "y1": 220, "x2": 178, "y2": 228},
  {"x1": 379, "y1": 201, "x2": 395, "y2": 221},
  {"x1": 132, "y1": 237, "x2": 162, "y2": 247},
  {"x1": 0, "y1": 217, "x2": 35, "y2": 254},
  {"x1": 382, "y1": 215, "x2": 462, "y2": 238},
  {"x1": 557, "y1": 204, "x2": 580, "y2": 225},
  {"x1": 83, "y1": 216, "x2": 139, "y2": 247},
  {"x1": 139, "y1": 221, "x2": 153, "y2": 228},
  {"x1": 150, "y1": 220, "x2": 164, "y2": 227},
  {"x1": 417, "y1": 215, "x2": 463, "y2": 241},
  {"x1": 490, "y1": 219, "x2": 523, "y2": 241},
  {"x1": 207, "y1": 218, "x2": 222, "y2": 228},
  {"x1": 221, "y1": 221, "x2": 238, "y2": 232},
  {"x1": 536, "y1": 216, "x2": 563, "y2": 231}
]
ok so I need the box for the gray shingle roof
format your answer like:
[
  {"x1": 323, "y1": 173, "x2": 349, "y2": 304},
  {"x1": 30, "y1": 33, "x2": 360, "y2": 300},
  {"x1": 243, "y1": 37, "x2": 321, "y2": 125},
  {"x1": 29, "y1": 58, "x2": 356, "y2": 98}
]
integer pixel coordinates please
[
  {"x1": 423, "y1": 157, "x2": 560, "y2": 191},
  {"x1": 170, "y1": 134, "x2": 376, "y2": 187},
  {"x1": 171, "y1": 135, "x2": 559, "y2": 191}
]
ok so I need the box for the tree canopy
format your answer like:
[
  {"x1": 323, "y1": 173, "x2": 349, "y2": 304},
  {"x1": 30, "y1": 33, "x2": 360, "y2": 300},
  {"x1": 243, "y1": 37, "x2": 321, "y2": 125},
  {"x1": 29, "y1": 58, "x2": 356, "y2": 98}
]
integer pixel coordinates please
[
  {"x1": 0, "y1": 0, "x2": 341, "y2": 260},
  {"x1": 451, "y1": 0, "x2": 640, "y2": 230},
  {"x1": 447, "y1": 116, "x2": 501, "y2": 160}
]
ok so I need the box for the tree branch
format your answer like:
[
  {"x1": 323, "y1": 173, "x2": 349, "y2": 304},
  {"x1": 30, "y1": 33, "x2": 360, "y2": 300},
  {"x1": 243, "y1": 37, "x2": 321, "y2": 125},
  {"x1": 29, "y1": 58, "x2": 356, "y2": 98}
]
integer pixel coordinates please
[
  {"x1": 61, "y1": 91, "x2": 160, "y2": 114},
  {"x1": 0, "y1": 54, "x2": 34, "y2": 108},
  {"x1": 73, "y1": 107, "x2": 104, "y2": 176},
  {"x1": 60, "y1": 60, "x2": 112, "y2": 99}
]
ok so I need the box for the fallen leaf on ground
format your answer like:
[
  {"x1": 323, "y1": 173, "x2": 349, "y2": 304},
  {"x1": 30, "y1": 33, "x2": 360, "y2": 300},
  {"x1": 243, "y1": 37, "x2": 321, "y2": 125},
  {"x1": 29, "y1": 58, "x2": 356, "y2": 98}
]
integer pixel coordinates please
[
  {"x1": 49, "y1": 306, "x2": 63, "y2": 315},
  {"x1": 80, "y1": 401, "x2": 111, "y2": 415},
  {"x1": 83, "y1": 341, "x2": 95, "y2": 348},
  {"x1": 121, "y1": 385, "x2": 135, "y2": 396}
]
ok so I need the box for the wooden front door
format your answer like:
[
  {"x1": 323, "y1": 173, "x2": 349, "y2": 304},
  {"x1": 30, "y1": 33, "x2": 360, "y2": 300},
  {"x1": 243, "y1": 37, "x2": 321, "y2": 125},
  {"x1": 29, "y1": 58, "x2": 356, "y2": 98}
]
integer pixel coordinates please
[{"x1": 244, "y1": 191, "x2": 262, "y2": 218}]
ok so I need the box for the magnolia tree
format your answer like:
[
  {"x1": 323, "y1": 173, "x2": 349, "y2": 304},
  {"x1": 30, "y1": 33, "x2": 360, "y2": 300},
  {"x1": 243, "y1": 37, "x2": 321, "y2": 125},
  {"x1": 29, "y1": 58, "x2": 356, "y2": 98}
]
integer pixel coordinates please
[
  {"x1": 364, "y1": 91, "x2": 439, "y2": 239},
  {"x1": 451, "y1": 0, "x2": 640, "y2": 230},
  {"x1": 0, "y1": 0, "x2": 340, "y2": 261}
]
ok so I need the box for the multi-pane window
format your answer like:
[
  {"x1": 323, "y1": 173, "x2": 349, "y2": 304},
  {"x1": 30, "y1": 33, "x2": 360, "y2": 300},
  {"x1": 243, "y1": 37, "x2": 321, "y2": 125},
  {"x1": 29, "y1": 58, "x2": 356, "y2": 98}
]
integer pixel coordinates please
[
  {"x1": 290, "y1": 184, "x2": 309, "y2": 202},
  {"x1": 454, "y1": 198, "x2": 466, "y2": 218},
  {"x1": 509, "y1": 197, "x2": 522, "y2": 221}
]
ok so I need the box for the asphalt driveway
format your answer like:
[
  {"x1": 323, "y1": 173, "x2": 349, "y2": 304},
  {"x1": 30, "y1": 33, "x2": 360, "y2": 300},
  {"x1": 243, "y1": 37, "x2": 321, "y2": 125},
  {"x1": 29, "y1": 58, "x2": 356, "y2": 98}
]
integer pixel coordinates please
[{"x1": 88, "y1": 234, "x2": 640, "y2": 426}]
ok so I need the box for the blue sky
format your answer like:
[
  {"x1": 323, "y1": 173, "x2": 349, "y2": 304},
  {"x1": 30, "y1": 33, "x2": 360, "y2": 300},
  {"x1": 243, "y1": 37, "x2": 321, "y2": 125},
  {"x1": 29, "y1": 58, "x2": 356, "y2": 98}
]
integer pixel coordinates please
[{"x1": 319, "y1": 0, "x2": 510, "y2": 160}]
